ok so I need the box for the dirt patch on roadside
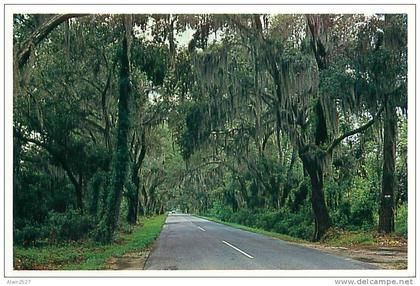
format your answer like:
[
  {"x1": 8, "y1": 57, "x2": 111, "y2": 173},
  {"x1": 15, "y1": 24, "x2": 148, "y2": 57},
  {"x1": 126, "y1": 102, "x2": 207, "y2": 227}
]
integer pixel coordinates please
[
  {"x1": 293, "y1": 229, "x2": 408, "y2": 269},
  {"x1": 105, "y1": 246, "x2": 152, "y2": 270},
  {"x1": 308, "y1": 244, "x2": 406, "y2": 269}
]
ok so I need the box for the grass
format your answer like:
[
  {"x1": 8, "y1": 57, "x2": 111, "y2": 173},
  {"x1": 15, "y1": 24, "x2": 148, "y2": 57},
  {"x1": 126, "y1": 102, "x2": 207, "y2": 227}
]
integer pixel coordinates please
[
  {"x1": 14, "y1": 214, "x2": 166, "y2": 270},
  {"x1": 321, "y1": 229, "x2": 376, "y2": 247},
  {"x1": 196, "y1": 215, "x2": 307, "y2": 244}
]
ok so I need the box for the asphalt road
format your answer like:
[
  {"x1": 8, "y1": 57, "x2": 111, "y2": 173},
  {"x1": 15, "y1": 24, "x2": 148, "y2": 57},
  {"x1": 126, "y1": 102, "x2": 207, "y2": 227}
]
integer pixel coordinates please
[{"x1": 144, "y1": 214, "x2": 378, "y2": 270}]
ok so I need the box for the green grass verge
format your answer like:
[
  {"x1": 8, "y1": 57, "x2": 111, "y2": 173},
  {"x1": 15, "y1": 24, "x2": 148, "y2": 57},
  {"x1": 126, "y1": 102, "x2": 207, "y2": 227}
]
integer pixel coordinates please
[
  {"x1": 14, "y1": 214, "x2": 166, "y2": 270},
  {"x1": 322, "y1": 230, "x2": 375, "y2": 247},
  {"x1": 196, "y1": 215, "x2": 307, "y2": 244}
]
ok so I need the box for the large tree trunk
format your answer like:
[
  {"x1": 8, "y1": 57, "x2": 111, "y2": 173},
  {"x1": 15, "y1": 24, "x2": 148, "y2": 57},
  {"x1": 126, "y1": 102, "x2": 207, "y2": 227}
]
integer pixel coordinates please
[
  {"x1": 126, "y1": 154, "x2": 144, "y2": 224},
  {"x1": 59, "y1": 158, "x2": 84, "y2": 213},
  {"x1": 378, "y1": 97, "x2": 397, "y2": 233},
  {"x1": 126, "y1": 135, "x2": 146, "y2": 224},
  {"x1": 299, "y1": 147, "x2": 332, "y2": 241},
  {"x1": 310, "y1": 178, "x2": 332, "y2": 241},
  {"x1": 126, "y1": 189, "x2": 138, "y2": 224},
  {"x1": 378, "y1": 14, "x2": 402, "y2": 234},
  {"x1": 89, "y1": 173, "x2": 105, "y2": 217},
  {"x1": 96, "y1": 16, "x2": 132, "y2": 243}
]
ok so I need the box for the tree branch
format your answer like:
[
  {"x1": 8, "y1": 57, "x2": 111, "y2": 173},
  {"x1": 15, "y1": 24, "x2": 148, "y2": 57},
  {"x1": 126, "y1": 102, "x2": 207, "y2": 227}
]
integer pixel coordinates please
[
  {"x1": 327, "y1": 106, "x2": 384, "y2": 154},
  {"x1": 13, "y1": 128, "x2": 79, "y2": 188},
  {"x1": 17, "y1": 14, "x2": 89, "y2": 69}
]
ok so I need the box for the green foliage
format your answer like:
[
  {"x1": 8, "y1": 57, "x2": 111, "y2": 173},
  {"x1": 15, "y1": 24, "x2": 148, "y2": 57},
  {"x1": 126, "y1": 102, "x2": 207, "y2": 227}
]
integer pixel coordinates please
[
  {"x1": 208, "y1": 201, "x2": 233, "y2": 221},
  {"x1": 13, "y1": 224, "x2": 48, "y2": 247},
  {"x1": 14, "y1": 215, "x2": 166, "y2": 270},
  {"x1": 13, "y1": 210, "x2": 95, "y2": 246},
  {"x1": 200, "y1": 215, "x2": 307, "y2": 244},
  {"x1": 176, "y1": 102, "x2": 211, "y2": 160},
  {"x1": 322, "y1": 230, "x2": 375, "y2": 247},
  {"x1": 395, "y1": 203, "x2": 408, "y2": 238},
  {"x1": 47, "y1": 210, "x2": 95, "y2": 243},
  {"x1": 12, "y1": 14, "x2": 408, "y2": 252},
  {"x1": 132, "y1": 39, "x2": 169, "y2": 86},
  {"x1": 327, "y1": 176, "x2": 378, "y2": 231},
  {"x1": 207, "y1": 203, "x2": 313, "y2": 240}
]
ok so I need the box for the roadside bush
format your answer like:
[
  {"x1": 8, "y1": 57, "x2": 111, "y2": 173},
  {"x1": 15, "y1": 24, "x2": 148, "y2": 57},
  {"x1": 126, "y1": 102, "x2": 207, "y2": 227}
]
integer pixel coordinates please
[
  {"x1": 207, "y1": 202, "x2": 314, "y2": 240},
  {"x1": 349, "y1": 200, "x2": 375, "y2": 230},
  {"x1": 254, "y1": 211, "x2": 278, "y2": 230},
  {"x1": 14, "y1": 224, "x2": 48, "y2": 247},
  {"x1": 14, "y1": 210, "x2": 95, "y2": 246},
  {"x1": 282, "y1": 208, "x2": 313, "y2": 240},
  {"x1": 230, "y1": 209, "x2": 252, "y2": 225},
  {"x1": 47, "y1": 210, "x2": 95, "y2": 242},
  {"x1": 331, "y1": 201, "x2": 351, "y2": 229},
  {"x1": 118, "y1": 221, "x2": 134, "y2": 234},
  {"x1": 272, "y1": 220, "x2": 288, "y2": 234},
  {"x1": 208, "y1": 201, "x2": 233, "y2": 221},
  {"x1": 328, "y1": 175, "x2": 377, "y2": 231},
  {"x1": 395, "y1": 203, "x2": 408, "y2": 238}
]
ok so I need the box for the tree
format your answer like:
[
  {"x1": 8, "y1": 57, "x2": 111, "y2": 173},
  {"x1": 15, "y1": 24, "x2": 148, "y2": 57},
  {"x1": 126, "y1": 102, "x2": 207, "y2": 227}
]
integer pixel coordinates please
[
  {"x1": 15, "y1": 14, "x2": 86, "y2": 69},
  {"x1": 12, "y1": 13, "x2": 408, "y2": 247},
  {"x1": 95, "y1": 15, "x2": 133, "y2": 243},
  {"x1": 377, "y1": 14, "x2": 407, "y2": 233},
  {"x1": 220, "y1": 14, "x2": 385, "y2": 240}
]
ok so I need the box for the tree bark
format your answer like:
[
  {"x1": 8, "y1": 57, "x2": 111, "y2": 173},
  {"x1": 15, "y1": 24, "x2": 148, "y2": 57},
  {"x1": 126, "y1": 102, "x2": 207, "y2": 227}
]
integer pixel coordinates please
[
  {"x1": 89, "y1": 173, "x2": 104, "y2": 217},
  {"x1": 378, "y1": 96, "x2": 397, "y2": 233},
  {"x1": 126, "y1": 190, "x2": 138, "y2": 224},
  {"x1": 299, "y1": 146, "x2": 332, "y2": 241},
  {"x1": 126, "y1": 135, "x2": 147, "y2": 224}
]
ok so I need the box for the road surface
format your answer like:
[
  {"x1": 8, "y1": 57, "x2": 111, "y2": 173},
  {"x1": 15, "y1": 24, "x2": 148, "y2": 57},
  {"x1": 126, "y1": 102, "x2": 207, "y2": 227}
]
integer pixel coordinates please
[{"x1": 144, "y1": 214, "x2": 378, "y2": 270}]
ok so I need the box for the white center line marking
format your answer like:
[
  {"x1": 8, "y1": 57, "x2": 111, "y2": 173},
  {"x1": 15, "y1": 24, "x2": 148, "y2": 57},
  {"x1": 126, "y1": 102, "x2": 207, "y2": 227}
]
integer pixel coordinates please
[
  {"x1": 222, "y1": 240, "x2": 254, "y2": 259},
  {"x1": 197, "y1": 226, "x2": 206, "y2": 232}
]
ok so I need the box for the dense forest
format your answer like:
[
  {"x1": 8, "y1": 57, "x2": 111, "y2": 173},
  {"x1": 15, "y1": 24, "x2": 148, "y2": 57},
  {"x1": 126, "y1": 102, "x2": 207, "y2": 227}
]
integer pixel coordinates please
[{"x1": 13, "y1": 13, "x2": 407, "y2": 246}]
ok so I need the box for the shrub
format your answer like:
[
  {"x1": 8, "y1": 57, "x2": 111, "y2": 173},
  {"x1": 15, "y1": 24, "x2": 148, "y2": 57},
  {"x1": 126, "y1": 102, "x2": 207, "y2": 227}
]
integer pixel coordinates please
[
  {"x1": 208, "y1": 201, "x2": 233, "y2": 221},
  {"x1": 230, "y1": 209, "x2": 252, "y2": 225},
  {"x1": 14, "y1": 224, "x2": 48, "y2": 247},
  {"x1": 207, "y1": 203, "x2": 314, "y2": 241},
  {"x1": 47, "y1": 210, "x2": 95, "y2": 242},
  {"x1": 395, "y1": 203, "x2": 408, "y2": 238},
  {"x1": 272, "y1": 220, "x2": 288, "y2": 234},
  {"x1": 331, "y1": 201, "x2": 350, "y2": 229},
  {"x1": 349, "y1": 200, "x2": 375, "y2": 230}
]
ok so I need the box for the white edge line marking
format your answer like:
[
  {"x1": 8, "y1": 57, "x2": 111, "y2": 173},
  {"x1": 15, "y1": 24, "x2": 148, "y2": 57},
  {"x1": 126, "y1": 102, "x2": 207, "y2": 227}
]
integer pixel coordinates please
[
  {"x1": 222, "y1": 240, "x2": 254, "y2": 259},
  {"x1": 198, "y1": 226, "x2": 206, "y2": 232}
]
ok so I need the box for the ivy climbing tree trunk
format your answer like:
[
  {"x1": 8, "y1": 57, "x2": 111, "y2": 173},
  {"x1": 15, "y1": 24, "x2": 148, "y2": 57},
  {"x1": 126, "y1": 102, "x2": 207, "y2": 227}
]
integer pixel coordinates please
[{"x1": 96, "y1": 15, "x2": 132, "y2": 243}]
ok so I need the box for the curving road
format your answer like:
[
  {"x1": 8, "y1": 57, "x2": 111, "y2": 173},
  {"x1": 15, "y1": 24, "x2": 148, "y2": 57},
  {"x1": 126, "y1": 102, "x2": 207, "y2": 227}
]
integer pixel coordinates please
[{"x1": 144, "y1": 214, "x2": 378, "y2": 270}]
